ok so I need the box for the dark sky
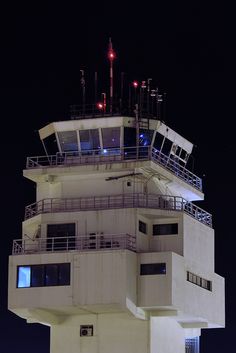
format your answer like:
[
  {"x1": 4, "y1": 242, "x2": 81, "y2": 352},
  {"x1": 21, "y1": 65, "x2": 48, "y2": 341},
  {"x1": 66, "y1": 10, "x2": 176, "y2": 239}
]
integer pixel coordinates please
[{"x1": 0, "y1": 1, "x2": 235, "y2": 352}]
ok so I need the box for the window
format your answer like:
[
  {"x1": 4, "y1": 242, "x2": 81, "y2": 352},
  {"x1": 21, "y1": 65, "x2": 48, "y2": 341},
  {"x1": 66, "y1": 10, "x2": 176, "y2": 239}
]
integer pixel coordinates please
[
  {"x1": 140, "y1": 263, "x2": 166, "y2": 275},
  {"x1": 57, "y1": 131, "x2": 78, "y2": 152},
  {"x1": 153, "y1": 223, "x2": 178, "y2": 236},
  {"x1": 139, "y1": 220, "x2": 147, "y2": 234},
  {"x1": 47, "y1": 223, "x2": 76, "y2": 251},
  {"x1": 79, "y1": 129, "x2": 100, "y2": 151},
  {"x1": 17, "y1": 263, "x2": 70, "y2": 288},
  {"x1": 101, "y1": 127, "x2": 120, "y2": 149},
  {"x1": 187, "y1": 271, "x2": 212, "y2": 292}
]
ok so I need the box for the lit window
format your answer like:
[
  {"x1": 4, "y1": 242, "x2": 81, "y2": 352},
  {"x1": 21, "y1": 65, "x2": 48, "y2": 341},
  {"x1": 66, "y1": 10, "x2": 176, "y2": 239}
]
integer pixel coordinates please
[
  {"x1": 57, "y1": 131, "x2": 78, "y2": 152},
  {"x1": 17, "y1": 266, "x2": 31, "y2": 288},
  {"x1": 185, "y1": 337, "x2": 199, "y2": 353},
  {"x1": 140, "y1": 263, "x2": 166, "y2": 275},
  {"x1": 17, "y1": 263, "x2": 70, "y2": 288}
]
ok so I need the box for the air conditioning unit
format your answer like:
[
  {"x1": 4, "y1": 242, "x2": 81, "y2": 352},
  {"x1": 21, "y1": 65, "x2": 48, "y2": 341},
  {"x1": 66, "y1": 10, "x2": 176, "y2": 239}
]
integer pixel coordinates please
[{"x1": 80, "y1": 325, "x2": 93, "y2": 337}]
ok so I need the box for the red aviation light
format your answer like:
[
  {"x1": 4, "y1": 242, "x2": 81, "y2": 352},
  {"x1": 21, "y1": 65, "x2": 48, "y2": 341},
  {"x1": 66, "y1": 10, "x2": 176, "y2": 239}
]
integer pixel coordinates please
[
  {"x1": 108, "y1": 49, "x2": 116, "y2": 61},
  {"x1": 133, "y1": 81, "x2": 138, "y2": 88},
  {"x1": 97, "y1": 102, "x2": 104, "y2": 110}
]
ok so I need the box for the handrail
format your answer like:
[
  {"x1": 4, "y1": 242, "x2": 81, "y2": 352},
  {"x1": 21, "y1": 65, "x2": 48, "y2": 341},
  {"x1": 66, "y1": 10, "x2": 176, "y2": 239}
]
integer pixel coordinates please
[
  {"x1": 26, "y1": 146, "x2": 202, "y2": 191},
  {"x1": 12, "y1": 233, "x2": 136, "y2": 255},
  {"x1": 24, "y1": 193, "x2": 212, "y2": 227}
]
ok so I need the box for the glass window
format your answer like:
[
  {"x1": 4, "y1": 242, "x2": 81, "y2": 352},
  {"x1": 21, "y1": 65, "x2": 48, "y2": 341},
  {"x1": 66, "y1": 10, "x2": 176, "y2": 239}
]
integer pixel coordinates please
[
  {"x1": 153, "y1": 223, "x2": 178, "y2": 236},
  {"x1": 161, "y1": 137, "x2": 173, "y2": 157},
  {"x1": 102, "y1": 128, "x2": 120, "y2": 149},
  {"x1": 57, "y1": 131, "x2": 78, "y2": 152},
  {"x1": 139, "y1": 220, "x2": 147, "y2": 234},
  {"x1": 139, "y1": 129, "x2": 153, "y2": 147},
  {"x1": 17, "y1": 266, "x2": 31, "y2": 288},
  {"x1": 79, "y1": 129, "x2": 100, "y2": 151},
  {"x1": 31, "y1": 265, "x2": 44, "y2": 287},
  {"x1": 140, "y1": 263, "x2": 166, "y2": 275},
  {"x1": 58, "y1": 263, "x2": 71, "y2": 285},
  {"x1": 47, "y1": 223, "x2": 76, "y2": 251},
  {"x1": 17, "y1": 263, "x2": 70, "y2": 288},
  {"x1": 185, "y1": 337, "x2": 200, "y2": 353},
  {"x1": 153, "y1": 131, "x2": 164, "y2": 151},
  {"x1": 43, "y1": 133, "x2": 58, "y2": 155},
  {"x1": 45, "y1": 264, "x2": 58, "y2": 286}
]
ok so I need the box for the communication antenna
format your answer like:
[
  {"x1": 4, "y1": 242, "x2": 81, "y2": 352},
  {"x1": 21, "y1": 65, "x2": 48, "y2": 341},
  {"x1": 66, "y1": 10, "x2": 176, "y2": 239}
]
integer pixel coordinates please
[
  {"x1": 108, "y1": 38, "x2": 116, "y2": 114},
  {"x1": 147, "y1": 78, "x2": 152, "y2": 116},
  {"x1": 80, "y1": 69, "x2": 85, "y2": 115}
]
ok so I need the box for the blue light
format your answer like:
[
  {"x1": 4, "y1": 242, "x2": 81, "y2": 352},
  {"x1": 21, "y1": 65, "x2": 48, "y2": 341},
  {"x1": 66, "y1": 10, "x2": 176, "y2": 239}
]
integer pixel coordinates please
[
  {"x1": 103, "y1": 149, "x2": 108, "y2": 154},
  {"x1": 139, "y1": 134, "x2": 144, "y2": 138},
  {"x1": 17, "y1": 266, "x2": 31, "y2": 288}
]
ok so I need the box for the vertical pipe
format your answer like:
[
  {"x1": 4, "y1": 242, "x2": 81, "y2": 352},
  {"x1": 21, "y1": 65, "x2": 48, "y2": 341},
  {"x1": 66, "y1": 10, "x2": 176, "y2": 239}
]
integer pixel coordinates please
[{"x1": 94, "y1": 71, "x2": 98, "y2": 110}]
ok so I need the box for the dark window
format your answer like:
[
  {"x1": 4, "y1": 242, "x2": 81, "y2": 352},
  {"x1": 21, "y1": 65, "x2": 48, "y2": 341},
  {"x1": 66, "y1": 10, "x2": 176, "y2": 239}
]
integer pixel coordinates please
[
  {"x1": 17, "y1": 263, "x2": 70, "y2": 288},
  {"x1": 47, "y1": 223, "x2": 76, "y2": 251},
  {"x1": 161, "y1": 137, "x2": 173, "y2": 157},
  {"x1": 43, "y1": 133, "x2": 58, "y2": 155},
  {"x1": 31, "y1": 265, "x2": 44, "y2": 287},
  {"x1": 153, "y1": 223, "x2": 178, "y2": 236},
  {"x1": 140, "y1": 263, "x2": 166, "y2": 275},
  {"x1": 187, "y1": 271, "x2": 212, "y2": 292},
  {"x1": 153, "y1": 131, "x2": 164, "y2": 151},
  {"x1": 45, "y1": 264, "x2": 58, "y2": 286},
  {"x1": 139, "y1": 220, "x2": 147, "y2": 234},
  {"x1": 58, "y1": 263, "x2": 70, "y2": 285}
]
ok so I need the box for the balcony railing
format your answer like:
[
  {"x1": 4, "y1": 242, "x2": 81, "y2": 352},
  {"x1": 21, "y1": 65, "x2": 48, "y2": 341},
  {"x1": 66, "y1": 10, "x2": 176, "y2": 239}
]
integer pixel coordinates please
[
  {"x1": 26, "y1": 146, "x2": 202, "y2": 191},
  {"x1": 12, "y1": 233, "x2": 136, "y2": 255},
  {"x1": 25, "y1": 193, "x2": 212, "y2": 227}
]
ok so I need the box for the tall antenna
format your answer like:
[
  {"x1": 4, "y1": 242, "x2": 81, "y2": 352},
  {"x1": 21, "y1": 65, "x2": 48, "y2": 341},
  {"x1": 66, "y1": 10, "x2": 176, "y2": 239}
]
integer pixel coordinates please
[
  {"x1": 80, "y1": 69, "x2": 85, "y2": 115},
  {"x1": 108, "y1": 38, "x2": 116, "y2": 114}
]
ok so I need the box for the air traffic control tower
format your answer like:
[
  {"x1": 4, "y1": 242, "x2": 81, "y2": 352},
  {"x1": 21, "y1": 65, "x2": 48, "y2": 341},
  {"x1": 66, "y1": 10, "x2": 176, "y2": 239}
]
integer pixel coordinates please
[{"x1": 8, "y1": 56, "x2": 225, "y2": 353}]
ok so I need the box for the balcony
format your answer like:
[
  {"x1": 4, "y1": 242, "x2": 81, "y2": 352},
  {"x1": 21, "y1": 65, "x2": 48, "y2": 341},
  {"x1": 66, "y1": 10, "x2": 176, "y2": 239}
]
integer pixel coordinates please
[
  {"x1": 26, "y1": 146, "x2": 202, "y2": 191},
  {"x1": 12, "y1": 233, "x2": 136, "y2": 255},
  {"x1": 24, "y1": 193, "x2": 212, "y2": 227}
]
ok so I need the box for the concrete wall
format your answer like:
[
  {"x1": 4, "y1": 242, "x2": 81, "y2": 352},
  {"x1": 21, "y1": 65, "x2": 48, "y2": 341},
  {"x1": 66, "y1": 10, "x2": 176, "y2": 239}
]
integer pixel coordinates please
[{"x1": 183, "y1": 214, "x2": 215, "y2": 273}]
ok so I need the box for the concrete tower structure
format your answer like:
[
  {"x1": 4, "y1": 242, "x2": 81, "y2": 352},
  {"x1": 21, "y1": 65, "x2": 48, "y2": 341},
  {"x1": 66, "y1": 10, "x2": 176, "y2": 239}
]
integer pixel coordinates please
[{"x1": 8, "y1": 76, "x2": 225, "y2": 353}]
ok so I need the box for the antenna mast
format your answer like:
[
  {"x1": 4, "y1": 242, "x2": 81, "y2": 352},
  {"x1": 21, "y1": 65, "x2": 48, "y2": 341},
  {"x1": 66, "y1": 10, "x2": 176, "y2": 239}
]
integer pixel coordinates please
[{"x1": 108, "y1": 38, "x2": 116, "y2": 114}]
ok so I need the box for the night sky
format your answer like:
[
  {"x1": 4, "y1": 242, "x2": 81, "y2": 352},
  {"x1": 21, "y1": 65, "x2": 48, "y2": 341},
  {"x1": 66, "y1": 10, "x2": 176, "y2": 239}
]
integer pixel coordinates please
[{"x1": 0, "y1": 1, "x2": 235, "y2": 352}]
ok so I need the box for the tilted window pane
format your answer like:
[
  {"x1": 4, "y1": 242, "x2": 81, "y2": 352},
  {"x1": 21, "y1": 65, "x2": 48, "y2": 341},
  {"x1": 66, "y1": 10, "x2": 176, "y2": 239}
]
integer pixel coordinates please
[
  {"x1": 80, "y1": 129, "x2": 100, "y2": 150},
  {"x1": 102, "y1": 128, "x2": 120, "y2": 149},
  {"x1": 58, "y1": 131, "x2": 78, "y2": 152}
]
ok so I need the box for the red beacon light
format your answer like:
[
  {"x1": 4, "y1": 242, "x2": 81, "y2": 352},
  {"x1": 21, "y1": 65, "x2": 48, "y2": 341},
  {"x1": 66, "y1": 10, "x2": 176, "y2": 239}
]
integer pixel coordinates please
[
  {"x1": 108, "y1": 49, "x2": 116, "y2": 61},
  {"x1": 133, "y1": 81, "x2": 138, "y2": 88},
  {"x1": 97, "y1": 102, "x2": 104, "y2": 110}
]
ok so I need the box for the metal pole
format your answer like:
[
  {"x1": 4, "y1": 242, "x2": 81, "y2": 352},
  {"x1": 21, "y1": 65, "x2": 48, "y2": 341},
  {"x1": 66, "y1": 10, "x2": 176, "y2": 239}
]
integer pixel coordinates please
[{"x1": 80, "y1": 69, "x2": 85, "y2": 116}]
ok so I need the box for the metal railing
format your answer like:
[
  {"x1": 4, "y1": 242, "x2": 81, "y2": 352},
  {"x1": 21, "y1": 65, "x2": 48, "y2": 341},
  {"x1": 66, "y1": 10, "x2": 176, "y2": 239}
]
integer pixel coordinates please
[
  {"x1": 12, "y1": 233, "x2": 136, "y2": 255},
  {"x1": 24, "y1": 193, "x2": 212, "y2": 227},
  {"x1": 26, "y1": 146, "x2": 202, "y2": 191}
]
